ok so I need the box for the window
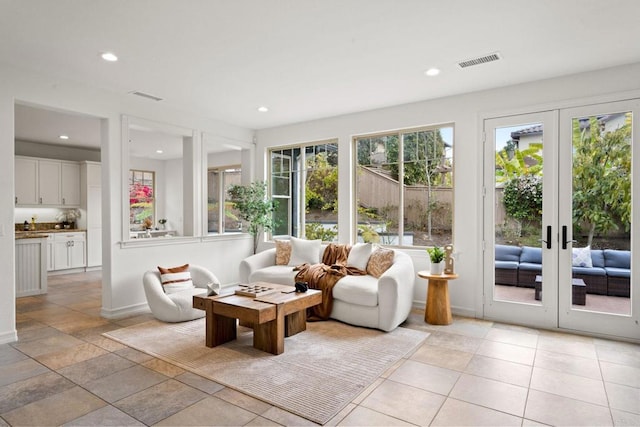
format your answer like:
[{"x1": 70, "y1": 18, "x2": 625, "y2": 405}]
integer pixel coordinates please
[
  {"x1": 355, "y1": 124, "x2": 454, "y2": 247},
  {"x1": 207, "y1": 166, "x2": 242, "y2": 233},
  {"x1": 269, "y1": 140, "x2": 338, "y2": 241},
  {"x1": 129, "y1": 169, "x2": 155, "y2": 231}
]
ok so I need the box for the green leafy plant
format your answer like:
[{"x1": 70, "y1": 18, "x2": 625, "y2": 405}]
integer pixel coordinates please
[
  {"x1": 495, "y1": 144, "x2": 543, "y2": 184},
  {"x1": 228, "y1": 181, "x2": 277, "y2": 254},
  {"x1": 503, "y1": 175, "x2": 543, "y2": 224},
  {"x1": 427, "y1": 246, "x2": 445, "y2": 263},
  {"x1": 305, "y1": 222, "x2": 337, "y2": 242}
]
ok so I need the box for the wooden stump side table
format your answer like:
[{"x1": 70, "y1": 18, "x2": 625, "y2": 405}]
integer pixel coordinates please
[{"x1": 417, "y1": 271, "x2": 459, "y2": 325}]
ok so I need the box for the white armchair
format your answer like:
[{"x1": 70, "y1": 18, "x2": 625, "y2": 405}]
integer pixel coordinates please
[{"x1": 143, "y1": 264, "x2": 219, "y2": 322}]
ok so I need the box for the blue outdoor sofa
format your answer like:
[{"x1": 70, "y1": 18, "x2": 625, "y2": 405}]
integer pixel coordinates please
[{"x1": 495, "y1": 244, "x2": 630, "y2": 297}]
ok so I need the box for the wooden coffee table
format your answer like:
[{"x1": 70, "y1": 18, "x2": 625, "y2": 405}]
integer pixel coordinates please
[{"x1": 193, "y1": 282, "x2": 321, "y2": 355}]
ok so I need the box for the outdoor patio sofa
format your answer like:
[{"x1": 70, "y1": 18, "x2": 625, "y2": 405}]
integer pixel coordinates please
[
  {"x1": 495, "y1": 244, "x2": 630, "y2": 297},
  {"x1": 239, "y1": 242, "x2": 415, "y2": 332}
]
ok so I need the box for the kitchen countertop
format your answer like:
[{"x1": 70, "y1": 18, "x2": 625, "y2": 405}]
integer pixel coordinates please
[{"x1": 15, "y1": 229, "x2": 86, "y2": 239}]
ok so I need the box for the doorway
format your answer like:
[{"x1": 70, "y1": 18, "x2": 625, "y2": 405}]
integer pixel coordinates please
[{"x1": 483, "y1": 100, "x2": 639, "y2": 341}]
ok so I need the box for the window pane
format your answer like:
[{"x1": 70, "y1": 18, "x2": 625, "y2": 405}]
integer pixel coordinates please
[
  {"x1": 402, "y1": 128, "x2": 453, "y2": 246},
  {"x1": 129, "y1": 169, "x2": 155, "y2": 231},
  {"x1": 207, "y1": 170, "x2": 220, "y2": 233},
  {"x1": 356, "y1": 134, "x2": 401, "y2": 244},
  {"x1": 269, "y1": 142, "x2": 338, "y2": 241},
  {"x1": 356, "y1": 125, "x2": 453, "y2": 247},
  {"x1": 223, "y1": 168, "x2": 242, "y2": 232},
  {"x1": 304, "y1": 143, "x2": 338, "y2": 242}
]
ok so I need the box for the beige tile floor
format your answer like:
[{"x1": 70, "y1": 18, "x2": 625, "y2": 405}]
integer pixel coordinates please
[{"x1": 1, "y1": 271, "x2": 639, "y2": 426}]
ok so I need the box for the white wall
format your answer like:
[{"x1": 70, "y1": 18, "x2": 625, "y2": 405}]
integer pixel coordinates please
[
  {"x1": 256, "y1": 62, "x2": 640, "y2": 318},
  {"x1": 0, "y1": 63, "x2": 254, "y2": 342}
]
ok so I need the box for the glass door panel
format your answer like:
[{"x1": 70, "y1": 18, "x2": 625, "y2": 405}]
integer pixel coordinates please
[
  {"x1": 483, "y1": 111, "x2": 558, "y2": 329},
  {"x1": 559, "y1": 100, "x2": 639, "y2": 340}
]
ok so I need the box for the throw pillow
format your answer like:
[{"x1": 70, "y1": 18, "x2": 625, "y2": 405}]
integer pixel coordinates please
[
  {"x1": 572, "y1": 246, "x2": 593, "y2": 268},
  {"x1": 366, "y1": 247, "x2": 395, "y2": 278},
  {"x1": 288, "y1": 236, "x2": 321, "y2": 266},
  {"x1": 346, "y1": 243, "x2": 373, "y2": 271},
  {"x1": 275, "y1": 239, "x2": 291, "y2": 265},
  {"x1": 158, "y1": 264, "x2": 194, "y2": 294}
]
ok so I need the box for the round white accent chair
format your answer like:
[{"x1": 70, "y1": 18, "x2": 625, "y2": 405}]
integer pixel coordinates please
[{"x1": 143, "y1": 264, "x2": 219, "y2": 322}]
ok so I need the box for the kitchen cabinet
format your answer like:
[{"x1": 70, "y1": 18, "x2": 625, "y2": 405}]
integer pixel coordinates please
[
  {"x1": 14, "y1": 157, "x2": 39, "y2": 205},
  {"x1": 61, "y1": 162, "x2": 80, "y2": 206},
  {"x1": 46, "y1": 234, "x2": 54, "y2": 271},
  {"x1": 14, "y1": 156, "x2": 80, "y2": 207},
  {"x1": 53, "y1": 232, "x2": 86, "y2": 270},
  {"x1": 38, "y1": 159, "x2": 62, "y2": 205},
  {"x1": 15, "y1": 237, "x2": 48, "y2": 297}
]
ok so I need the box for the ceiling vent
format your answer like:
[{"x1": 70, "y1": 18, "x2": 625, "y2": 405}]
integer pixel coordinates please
[
  {"x1": 457, "y1": 52, "x2": 502, "y2": 69},
  {"x1": 129, "y1": 91, "x2": 163, "y2": 102}
]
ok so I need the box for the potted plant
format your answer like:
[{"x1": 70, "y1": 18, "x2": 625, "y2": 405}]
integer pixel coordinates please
[
  {"x1": 427, "y1": 245, "x2": 446, "y2": 275},
  {"x1": 228, "y1": 181, "x2": 277, "y2": 254},
  {"x1": 56, "y1": 209, "x2": 81, "y2": 229}
]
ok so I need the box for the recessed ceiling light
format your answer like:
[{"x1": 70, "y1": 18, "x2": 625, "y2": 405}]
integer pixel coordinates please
[
  {"x1": 101, "y1": 52, "x2": 118, "y2": 62},
  {"x1": 257, "y1": 106, "x2": 269, "y2": 113},
  {"x1": 156, "y1": 149, "x2": 163, "y2": 154},
  {"x1": 59, "y1": 135, "x2": 69, "y2": 140},
  {"x1": 425, "y1": 68, "x2": 440, "y2": 77}
]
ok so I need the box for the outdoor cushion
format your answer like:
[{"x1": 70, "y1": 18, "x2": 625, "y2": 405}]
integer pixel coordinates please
[
  {"x1": 604, "y1": 250, "x2": 630, "y2": 269},
  {"x1": 496, "y1": 260, "x2": 519, "y2": 270},
  {"x1": 518, "y1": 262, "x2": 542, "y2": 272},
  {"x1": 520, "y1": 246, "x2": 542, "y2": 264},
  {"x1": 572, "y1": 246, "x2": 593, "y2": 268},
  {"x1": 590, "y1": 249, "x2": 605, "y2": 268},
  {"x1": 572, "y1": 266, "x2": 606, "y2": 276},
  {"x1": 332, "y1": 274, "x2": 378, "y2": 307},
  {"x1": 495, "y1": 245, "x2": 522, "y2": 262},
  {"x1": 604, "y1": 267, "x2": 630, "y2": 278}
]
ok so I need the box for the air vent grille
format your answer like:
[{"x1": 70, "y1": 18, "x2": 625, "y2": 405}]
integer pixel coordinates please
[
  {"x1": 130, "y1": 91, "x2": 163, "y2": 101},
  {"x1": 457, "y1": 52, "x2": 502, "y2": 69}
]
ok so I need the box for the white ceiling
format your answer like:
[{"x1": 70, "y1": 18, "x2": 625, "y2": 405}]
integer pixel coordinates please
[{"x1": 5, "y1": 0, "x2": 640, "y2": 149}]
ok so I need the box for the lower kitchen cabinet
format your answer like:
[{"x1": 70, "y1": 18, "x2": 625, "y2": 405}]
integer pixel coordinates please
[
  {"x1": 53, "y1": 232, "x2": 86, "y2": 270},
  {"x1": 16, "y1": 237, "x2": 48, "y2": 296}
]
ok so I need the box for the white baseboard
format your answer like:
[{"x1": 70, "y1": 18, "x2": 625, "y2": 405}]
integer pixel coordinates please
[
  {"x1": 100, "y1": 302, "x2": 150, "y2": 319},
  {"x1": 413, "y1": 300, "x2": 476, "y2": 318},
  {"x1": 0, "y1": 329, "x2": 18, "y2": 345}
]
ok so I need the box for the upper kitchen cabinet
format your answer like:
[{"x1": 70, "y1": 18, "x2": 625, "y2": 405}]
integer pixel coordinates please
[
  {"x1": 15, "y1": 157, "x2": 39, "y2": 205},
  {"x1": 38, "y1": 159, "x2": 61, "y2": 205},
  {"x1": 15, "y1": 156, "x2": 80, "y2": 207},
  {"x1": 61, "y1": 162, "x2": 80, "y2": 206}
]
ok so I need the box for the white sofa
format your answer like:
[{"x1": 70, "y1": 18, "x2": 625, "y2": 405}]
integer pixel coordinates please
[{"x1": 239, "y1": 246, "x2": 415, "y2": 331}]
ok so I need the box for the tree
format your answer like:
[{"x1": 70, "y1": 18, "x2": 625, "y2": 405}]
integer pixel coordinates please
[
  {"x1": 572, "y1": 114, "x2": 631, "y2": 246},
  {"x1": 228, "y1": 182, "x2": 277, "y2": 254}
]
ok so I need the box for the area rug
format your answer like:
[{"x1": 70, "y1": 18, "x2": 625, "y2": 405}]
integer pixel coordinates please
[{"x1": 104, "y1": 318, "x2": 428, "y2": 424}]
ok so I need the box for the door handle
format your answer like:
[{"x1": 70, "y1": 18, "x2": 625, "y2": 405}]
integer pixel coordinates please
[
  {"x1": 539, "y1": 225, "x2": 552, "y2": 249},
  {"x1": 562, "y1": 225, "x2": 577, "y2": 250}
]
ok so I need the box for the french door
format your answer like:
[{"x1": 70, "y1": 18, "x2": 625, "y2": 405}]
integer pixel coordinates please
[{"x1": 483, "y1": 100, "x2": 639, "y2": 341}]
